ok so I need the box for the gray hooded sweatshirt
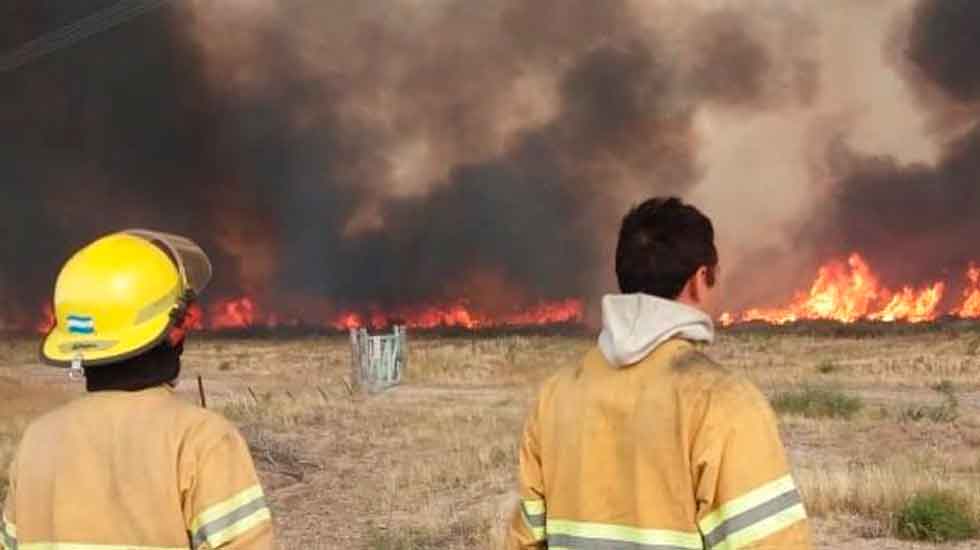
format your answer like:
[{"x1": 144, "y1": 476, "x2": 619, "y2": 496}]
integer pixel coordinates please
[{"x1": 598, "y1": 293, "x2": 715, "y2": 367}]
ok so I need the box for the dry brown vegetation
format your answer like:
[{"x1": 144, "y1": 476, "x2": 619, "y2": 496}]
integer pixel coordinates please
[{"x1": 3, "y1": 330, "x2": 980, "y2": 549}]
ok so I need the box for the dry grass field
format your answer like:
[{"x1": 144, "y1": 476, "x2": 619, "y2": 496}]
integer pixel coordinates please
[{"x1": 3, "y1": 329, "x2": 980, "y2": 549}]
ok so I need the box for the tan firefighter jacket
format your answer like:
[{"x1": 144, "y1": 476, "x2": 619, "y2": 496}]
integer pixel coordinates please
[
  {"x1": 2, "y1": 385, "x2": 273, "y2": 550},
  {"x1": 508, "y1": 294, "x2": 811, "y2": 549}
]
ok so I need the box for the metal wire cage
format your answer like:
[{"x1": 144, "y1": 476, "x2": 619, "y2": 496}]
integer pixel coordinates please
[{"x1": 349, "y1": 326, "x2": 407, "y2": 392}]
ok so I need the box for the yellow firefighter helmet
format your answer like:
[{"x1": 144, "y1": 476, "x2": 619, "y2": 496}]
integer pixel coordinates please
[{"x1": 41, "y1": 229, "x2": 212, "y2": 367}]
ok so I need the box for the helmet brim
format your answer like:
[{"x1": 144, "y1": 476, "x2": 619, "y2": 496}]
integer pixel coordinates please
[{"x1": 40, "y1": 308, "x2": 173, "y2": 367}]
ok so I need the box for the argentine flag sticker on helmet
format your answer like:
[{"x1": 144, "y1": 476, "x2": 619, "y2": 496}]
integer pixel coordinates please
[{"x1": 67, "y1": 315, "x2": 95, "y2": 335}]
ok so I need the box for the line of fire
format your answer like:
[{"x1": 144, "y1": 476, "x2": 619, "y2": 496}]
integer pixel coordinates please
[{"x1": 14, "y1": 253, "x2": 980, "y2": 334}]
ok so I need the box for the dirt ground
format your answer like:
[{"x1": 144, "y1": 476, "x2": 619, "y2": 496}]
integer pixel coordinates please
[{"x1": 2, "y1": 330, "x2": 980, "y2": 549}]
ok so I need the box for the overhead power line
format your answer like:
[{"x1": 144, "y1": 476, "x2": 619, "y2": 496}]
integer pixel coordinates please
[{"x1": 0, "y1": 0, "x2": 172, "y2": 73}]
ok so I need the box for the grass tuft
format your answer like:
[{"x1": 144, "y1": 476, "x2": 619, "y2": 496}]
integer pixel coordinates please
[
  {"x1": 965, "y1": 337, "x2": 980, "y2": 356},
  {"x1": 900, "y1": 403, "x2": 959, "y2": 423},
  {"x1": 816, "y1": 360, "x2": 840, "y2": 374},
  {"x1": 902, "y1": 380, "x2": 960, "y2": 423},
  {"x1": 932, "y1": 379, "x2": 957, "y2": 395},
  {"x1": 771, "y1": 386, "x2": 863, "y2": 419},
  {"x1": 895, "y1": 491, "x2": 978, "y2": 542}
]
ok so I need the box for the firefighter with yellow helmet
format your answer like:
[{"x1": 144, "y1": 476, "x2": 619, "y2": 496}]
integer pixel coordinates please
[{"x1": 1, "y1": 230, "x2": 274, "y2": 550}]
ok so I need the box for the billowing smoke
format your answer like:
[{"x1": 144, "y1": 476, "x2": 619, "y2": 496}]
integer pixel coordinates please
[
  {"x1": 794, "y1": 0, "x2": 980, "y2": 298},
  {"x1": 906, "y1": 0, "x2": 980, "y2": 104},
  {"x1": 9, "y1": 0, "x2": 975, "y2": 327},
  {"x1": 2, "y1": 0, "x2": 818, "y2": 327}
]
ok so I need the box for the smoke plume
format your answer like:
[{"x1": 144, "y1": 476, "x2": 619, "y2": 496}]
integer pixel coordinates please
[
  {"x1": 5, "y1": 0, "x2": 975, "y2": 326},
  {"x1": 792, "y1": 0, "x2": 980, "y2": 301},
  {"x1": 0, "y1": 0, "x2": 810, "y2": 326}
]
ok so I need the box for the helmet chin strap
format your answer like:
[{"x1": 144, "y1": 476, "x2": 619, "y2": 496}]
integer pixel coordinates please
[{"x1": 69, "y1": 353, "x2": 84, "y2": 381}]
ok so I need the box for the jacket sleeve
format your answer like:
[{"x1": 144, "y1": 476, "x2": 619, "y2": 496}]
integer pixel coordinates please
[
  {"x1": 1, "y1": 453, "x2": 16, "y2": 550},
  {"x1": 506, "y1": 396, "x2": 547, "y2": 550},
  {"x1": 691, "y1": 378, "x2": 812, "y2": 550},
  {"x1": 183, "y1": 422, "x2": 274, "y2": 550}
]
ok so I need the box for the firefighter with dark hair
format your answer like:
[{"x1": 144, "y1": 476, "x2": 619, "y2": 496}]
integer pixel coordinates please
[
  {"x1": 1, "y1": 230, "x2": 273, "y2": 550},
  {"x1": 508, "y1": 197, "x2": 812, "y2": 549}
]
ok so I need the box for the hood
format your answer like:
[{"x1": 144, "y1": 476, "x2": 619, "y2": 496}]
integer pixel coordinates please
[{"x1": 598, "y1": 293, "x2": 714, "y2": 367}]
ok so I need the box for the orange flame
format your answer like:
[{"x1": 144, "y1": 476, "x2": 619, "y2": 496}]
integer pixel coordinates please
[
  {"x1": 871, "y1": 284, "x2": 945, "y2": 323},
  {"x1": 723, "y1": 253, "x2": 948, "y2": 325},
  {"x1": 168, "y1": 296, "x2": 585, "y2": 331},
  {"x1": 371, "y1": 304, "x2": 478, "y2": 330},
  {"x1": 500, "y1": 299, "x2": 584, "y2": 326},
  {"x1": 25, "y1": 255, "x2": 980, "y2": 331},
  {"x1": 36, "y1": 304, "x2": 55, "y2": 334},
  {"x1": 208, "y1": 296, "x2": 258, "y2": 330},
  {"x1": 185, "y1": 303, "x2": 206, "y2": 330},
  {"x1": 334, "y1": 312, "x2": 364, "y2": 331},
  {"x1": 954, "y1": 264, "x2": 980, "y2": 319},
  {"x1": 333, "y1": 299, "x2": 584, "y2": 330},
  {"x1": 27, "y1": 256, "x2": 980, "y2": 331}
]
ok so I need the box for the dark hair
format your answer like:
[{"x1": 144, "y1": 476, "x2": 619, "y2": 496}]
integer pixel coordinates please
[{"x1": 615, "y1": 197, "x2": 718, "y2": 298}]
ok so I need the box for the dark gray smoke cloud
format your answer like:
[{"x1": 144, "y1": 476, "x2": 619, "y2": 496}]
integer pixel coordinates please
[
  {"x1": 1, "y1": 0, "x2": 808, "y2": 326},
  {"x1": 803, "y1": 128, "x2": 980, "y2": 287},
  {"x1": 907, "y1": 0, "x2": 980, "y2": 103},
  {"x1": 795, "y1": 0, "x2": 980, "y2": 298}
]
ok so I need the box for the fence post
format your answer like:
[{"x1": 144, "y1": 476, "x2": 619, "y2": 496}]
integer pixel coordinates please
[
  {"x1": 197, "y1": 375, "x2": 208, "y2": 409},
  {"x1": 350, "y1": 328, "x2": 363, "y2": 389}
]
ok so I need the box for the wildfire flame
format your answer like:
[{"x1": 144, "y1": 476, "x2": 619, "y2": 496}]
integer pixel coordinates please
[
  {"x1": 208, "y1": 297, "x2": 259, "y2": 330},
  {"x1": 327, "y1": 298, "x2": 585, "y2": 331},
  {"x1": 183, "y1": 296, "x2": 584, "y2": 331},
  {"x1": 721, "y1": 253, "x2": 980, "y2": 325},
  {"x1": 17, "y1": 295, "x2": 584, "y2": 334},
  {"x1": 36, "y1": 304, "x2": 55, "y2": 335},
  {"x1": 184, "y1": 303, "x2": 206, "y2": 331},
  {"x1": 24, "y1": 254, "x2": 980, "y2": 332},
  {"x1": 954, "y1": 264, "x2": 980, "y2": 319}
]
